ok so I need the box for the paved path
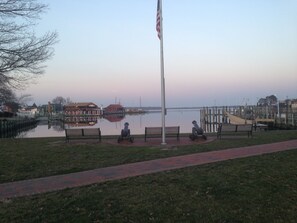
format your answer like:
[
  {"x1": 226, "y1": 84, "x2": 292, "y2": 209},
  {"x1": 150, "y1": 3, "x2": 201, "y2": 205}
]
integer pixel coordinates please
[{"x1": 1, "y1": 139, "x2": 297, "y2": 200}]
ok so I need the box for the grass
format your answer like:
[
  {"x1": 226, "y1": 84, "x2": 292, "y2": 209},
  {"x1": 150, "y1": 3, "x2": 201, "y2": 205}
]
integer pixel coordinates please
[
  {"x1": 0, "y1": 130, "x2": 297, "y2": 183},
  {"x1": 0, "y1": 130, "x2": 297, "y2": 222},
  {"x1": 0, "y1": 148, "x2": 297, "y2": 222}
]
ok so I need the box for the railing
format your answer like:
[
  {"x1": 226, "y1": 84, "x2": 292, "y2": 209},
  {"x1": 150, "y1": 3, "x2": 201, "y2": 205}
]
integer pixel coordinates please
[
  {"x1": 0, "y1": 119, "x2": 38, "y2": 138},
  {"x1": 200, "y1": 106, "x2": 297, "y2": 132}
]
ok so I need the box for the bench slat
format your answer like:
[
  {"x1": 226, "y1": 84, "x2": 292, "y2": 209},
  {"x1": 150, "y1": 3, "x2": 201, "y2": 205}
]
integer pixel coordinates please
[
  {"x1": 217, "y1": 124, "x2": 253, "y2": 139},
  {"x1": 145, "y1": 126, "x2": 180, "y2": 141},
  {"x1": 83, "y1": 128, "x2": 101, "y2": 136},
  {"x1": 145, "y1": 127, "x2": 162, "y2": 134},
  {"x1": 236, "y1": 124, "x2": 253, "y2": 131},
  {"x1": 220, "y1": 124, "x2": 237, "y2": 132},
  {"x1": 66, "y1": 129, "x2": 83, "y2": 136},
  {"x1": 165, "y1": 126, "x2": 179, "y2": 133}
]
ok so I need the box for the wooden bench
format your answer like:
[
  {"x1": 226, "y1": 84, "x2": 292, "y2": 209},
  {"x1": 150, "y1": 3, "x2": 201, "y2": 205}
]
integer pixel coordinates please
[
  {"x1": 65, "y1": 128, "x2": 101, "y2": 142},
  {"x1": 217, "y1": 124, "x2": 253, "y2": 139},
  {"x1": 254, "y1": 123, "x2": 268, "y2": 131},
  {"x1": 145, "y1": 126, "x2": 180, "y2": 141}
]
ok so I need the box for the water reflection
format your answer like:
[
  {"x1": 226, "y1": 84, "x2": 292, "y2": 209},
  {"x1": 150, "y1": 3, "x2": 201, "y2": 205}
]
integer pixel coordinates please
[
  {"x1": 64, "y1": 116, "x2": 98, "y2": 127},
  {"x1": 103, "y1": 114, "x2": 125, "y2": 123}
]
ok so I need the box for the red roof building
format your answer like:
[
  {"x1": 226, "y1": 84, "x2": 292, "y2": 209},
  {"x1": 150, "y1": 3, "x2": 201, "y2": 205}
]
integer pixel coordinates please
[{"x1": 103, "y1": 104, "x2": 125, "y2": 114}]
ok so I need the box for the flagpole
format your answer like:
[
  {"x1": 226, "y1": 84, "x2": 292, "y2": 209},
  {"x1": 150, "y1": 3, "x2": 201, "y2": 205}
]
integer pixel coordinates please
[{"x1": 158, "y1": 0, "x2": 166, "y2": 145}]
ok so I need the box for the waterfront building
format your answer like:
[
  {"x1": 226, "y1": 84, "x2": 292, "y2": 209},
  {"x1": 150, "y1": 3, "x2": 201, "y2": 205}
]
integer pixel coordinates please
[
  {"x1": 64, "y1": 102, "x2": 101, "y2": 116},
  {"x1": 17, "y1": 103, "x2": 38, "y2": 118},
  {"x1": 103, "y1": 104, "x2": 125, "y2": 115}
]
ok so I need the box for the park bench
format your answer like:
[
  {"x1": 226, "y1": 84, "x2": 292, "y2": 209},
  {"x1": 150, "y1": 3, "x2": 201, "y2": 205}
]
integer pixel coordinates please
[
  {"x1": 254, "y1": 123, "x2": 268, "y2": 131},
  {"x1": 144, "y1": 126, "x2": 180, "y2": 141},
  {"x1": 65, "y1": 128, "x2": 101, "y2": 142},
  {"x1": 217, "y1": 124, "x2": 253, "y2": 139}
]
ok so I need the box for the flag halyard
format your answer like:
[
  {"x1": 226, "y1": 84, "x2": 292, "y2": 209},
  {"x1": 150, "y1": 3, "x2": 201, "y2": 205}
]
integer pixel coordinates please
[{"x1": 156, "y1": 0, "x2": 161, "y2": 39}]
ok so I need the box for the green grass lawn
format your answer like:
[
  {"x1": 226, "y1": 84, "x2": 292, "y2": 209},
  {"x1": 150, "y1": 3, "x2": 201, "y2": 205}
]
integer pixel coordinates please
[
  {"x1": 0, "y1": 130, "x2": 297, "y2": 222},
  {"x1": 0, "y1": 130, "x2": 297, "y2": 183},
  {"x1": 0, "y1": 149, "x2": 297, "y2": 222}
]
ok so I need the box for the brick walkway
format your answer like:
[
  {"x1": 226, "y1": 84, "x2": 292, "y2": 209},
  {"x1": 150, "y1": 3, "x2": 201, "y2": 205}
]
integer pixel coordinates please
[{"x1": 1, "y1": 139, "x2": 297, "y2": 200}]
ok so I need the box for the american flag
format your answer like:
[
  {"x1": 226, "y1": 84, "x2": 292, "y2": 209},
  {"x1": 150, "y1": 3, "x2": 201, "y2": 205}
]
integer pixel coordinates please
[{"x1": 156, "y1": 0, "x2": 161, "y2": 39}]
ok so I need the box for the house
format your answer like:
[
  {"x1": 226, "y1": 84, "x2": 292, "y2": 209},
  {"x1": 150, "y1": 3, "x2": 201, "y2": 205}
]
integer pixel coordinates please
[
  {"x1": 103, "y1": 104, "x2": 125, "y2": 115},
  {"x1": 2, "y1": 104, "x2": 13, "y2": 113},
  {"x1": 17, "y1": 103, "x2": 38, "y2": 118},
  {"x1": 0, "y1": 105, "x2": 14, "y2": 117},
  {"x1": 257, "y1": 95, "x2": 278, "y2": 106},
  {"x1": 291, "y1": 99, "x2": 297, "y2": 109},
  {"x1": 3, "y1": 102, "x2": 18, "y2": 113},
  {"x1": 64, "y1": 102, "x2": 101, "y2": 116}
]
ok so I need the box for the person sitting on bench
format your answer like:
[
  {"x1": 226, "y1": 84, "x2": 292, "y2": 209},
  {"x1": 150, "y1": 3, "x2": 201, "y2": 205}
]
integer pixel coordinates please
[
  {"x1": 189, "y1": 120, "x2": 207, "y2": 141},
  {"x1": 118, "y1": 122, "x2": 134, "y2": 143},
  {"x1": 121, "y1": 122, "x2": 131, "y2": 137},
  {"x1": 192, "y1": 120, "x2": 204, "y2": 135}
]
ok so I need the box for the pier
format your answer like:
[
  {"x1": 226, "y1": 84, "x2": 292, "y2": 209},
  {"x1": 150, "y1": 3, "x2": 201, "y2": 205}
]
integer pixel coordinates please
[{"x1": 200, "y1": 105, "x2": 297, "y2": 133}]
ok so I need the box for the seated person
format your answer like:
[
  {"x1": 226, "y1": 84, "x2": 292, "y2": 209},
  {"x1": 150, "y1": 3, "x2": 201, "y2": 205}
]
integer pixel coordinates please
[
  {"x1": 121, "y1": 122, "x2": 131, "y2": 137},
  {"x1": 192, "y1": 120, "x2": 204, "y2": 135}
]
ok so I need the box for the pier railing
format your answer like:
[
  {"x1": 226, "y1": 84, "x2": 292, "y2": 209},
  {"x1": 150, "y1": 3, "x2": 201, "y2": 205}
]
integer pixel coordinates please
[
  {"x1": 200, "y1": 105, "x2": 297, "y2": 132},
  {"x1": 0, "y1": 118, "x2": 38, "y2": 138}
]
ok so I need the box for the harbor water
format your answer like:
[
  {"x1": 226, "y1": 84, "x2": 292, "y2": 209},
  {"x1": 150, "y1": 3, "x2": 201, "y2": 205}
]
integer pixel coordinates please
[
  {"x1": 11, "y1": 105, "x2": 297, "y2": 138},
  {"x1": 18, "y1": 109, "x2": 201, "y2": 138}
]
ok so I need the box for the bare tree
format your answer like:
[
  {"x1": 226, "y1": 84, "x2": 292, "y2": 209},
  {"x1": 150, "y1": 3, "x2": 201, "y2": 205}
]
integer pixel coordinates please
[
  {"x1": 17, "y1": 93, "x2": 33, "y2": 106},
  {"x1": 0, "y1": 85, "x2": 16, "y2": 102},
  {"x1": 0, "y1": 0, "x2": 58, "y2": 89},
  {"x1": 52, "y1": 96, "x2": 66, "y2": 105},
  {"x1": 65, "y1": 97, "x2": 72, "y2": 105}
]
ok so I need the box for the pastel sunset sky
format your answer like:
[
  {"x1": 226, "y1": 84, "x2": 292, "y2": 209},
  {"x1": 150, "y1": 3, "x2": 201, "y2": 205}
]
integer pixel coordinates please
[{"x1": 22, "y1": 0, "x2": 297, "y2": 107}]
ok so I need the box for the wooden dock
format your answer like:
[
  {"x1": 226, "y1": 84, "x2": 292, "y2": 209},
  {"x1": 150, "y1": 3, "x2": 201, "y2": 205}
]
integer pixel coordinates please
[{"x1": 200, "y1": 105, "x2": 282, "y2": 132}]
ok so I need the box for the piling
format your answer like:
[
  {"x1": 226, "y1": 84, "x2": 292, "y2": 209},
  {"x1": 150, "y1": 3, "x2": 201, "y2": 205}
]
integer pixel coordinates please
[{"x1": 200, "y1": 105, "x2": 297, "y2": 132}]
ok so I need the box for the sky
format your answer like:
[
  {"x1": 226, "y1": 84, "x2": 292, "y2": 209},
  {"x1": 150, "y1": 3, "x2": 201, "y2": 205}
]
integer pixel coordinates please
[{"x1": 21, "y1": 0, "x2": 297, "y2": 107}]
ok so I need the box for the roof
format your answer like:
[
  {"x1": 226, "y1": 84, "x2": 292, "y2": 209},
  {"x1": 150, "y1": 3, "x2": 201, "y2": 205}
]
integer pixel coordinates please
[{"x1": 104, "y1": 104, "x2": 124, "y2": 109}]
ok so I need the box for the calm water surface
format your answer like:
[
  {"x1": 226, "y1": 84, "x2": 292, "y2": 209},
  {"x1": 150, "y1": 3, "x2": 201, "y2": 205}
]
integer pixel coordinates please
[{"x1": 19, "y1": 109, "x2": 201, "y2": 138}]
